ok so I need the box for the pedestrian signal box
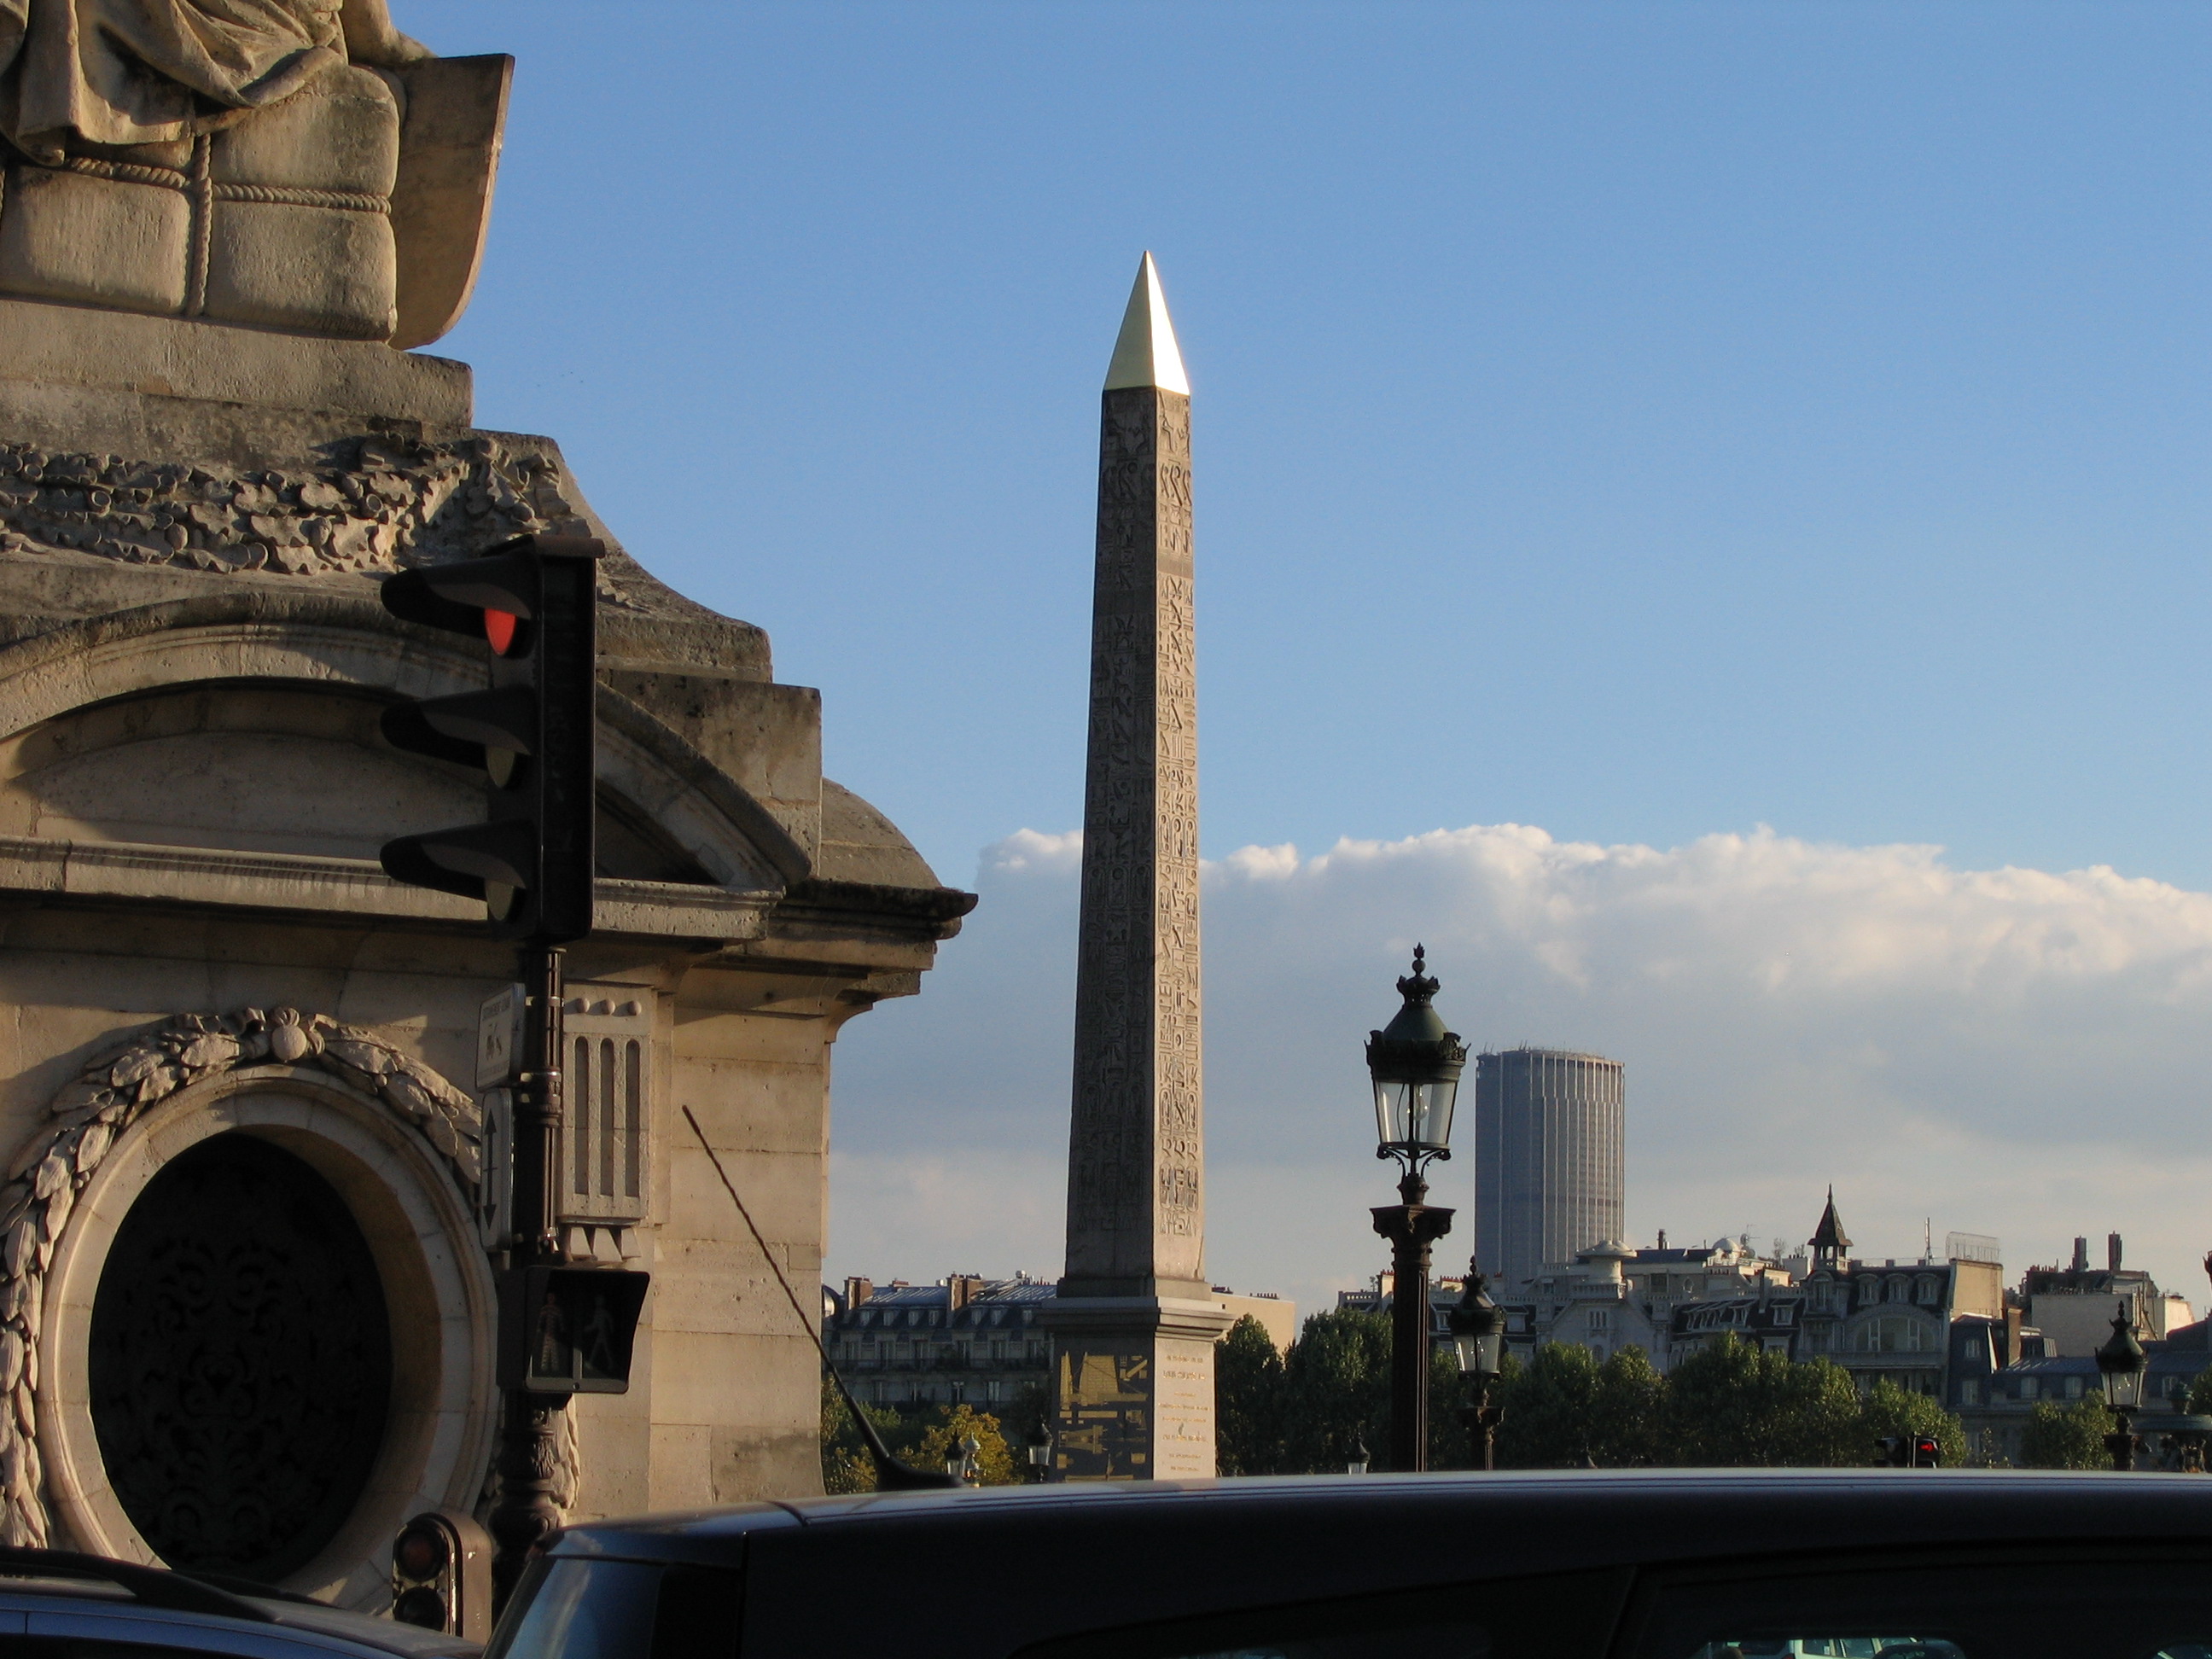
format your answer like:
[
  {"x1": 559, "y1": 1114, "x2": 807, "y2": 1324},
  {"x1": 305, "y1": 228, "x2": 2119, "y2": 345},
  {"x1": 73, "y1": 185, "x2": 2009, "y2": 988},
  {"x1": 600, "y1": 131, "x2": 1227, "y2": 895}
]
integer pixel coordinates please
[{"x1": 498, "y1": 1264, "x2": 650, "y2": 1394}]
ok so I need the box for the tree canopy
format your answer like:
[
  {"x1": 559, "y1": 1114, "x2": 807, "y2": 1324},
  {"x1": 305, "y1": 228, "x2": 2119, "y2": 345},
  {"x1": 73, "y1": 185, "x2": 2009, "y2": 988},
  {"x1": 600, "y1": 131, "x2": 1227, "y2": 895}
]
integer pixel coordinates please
[
  {"x1": 820, "y1": 1382, "x2": 1022, "y2": 1491},
  {"x1": 2018, "y1": 1394, "x2": 2115, "y2": 1470},
  {"x1": 1216, "y1": 1318, "x2": 1971, "y2": 1472}
]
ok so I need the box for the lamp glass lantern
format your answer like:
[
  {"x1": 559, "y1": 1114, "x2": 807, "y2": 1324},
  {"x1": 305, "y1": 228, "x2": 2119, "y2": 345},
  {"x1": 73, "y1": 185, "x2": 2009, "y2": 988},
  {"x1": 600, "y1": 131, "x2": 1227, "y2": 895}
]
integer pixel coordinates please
[
  {"x1": 1366, "y1": 946, "x2": 1468, "y2": 1173},
  {"x1": 1449, "y1": 1265, "x2": 1505, "y2": 1382},
  {"x1": 2097, "y1": 1305, "x2": 2148, "y2": 1413}
]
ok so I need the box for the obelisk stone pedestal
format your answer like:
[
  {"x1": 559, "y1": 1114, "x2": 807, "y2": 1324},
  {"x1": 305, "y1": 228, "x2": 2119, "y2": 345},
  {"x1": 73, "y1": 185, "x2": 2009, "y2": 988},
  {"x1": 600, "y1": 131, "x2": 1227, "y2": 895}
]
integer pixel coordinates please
[{"x1": 1045, "y1": 254, "x2": 1230, "y2": 1480}]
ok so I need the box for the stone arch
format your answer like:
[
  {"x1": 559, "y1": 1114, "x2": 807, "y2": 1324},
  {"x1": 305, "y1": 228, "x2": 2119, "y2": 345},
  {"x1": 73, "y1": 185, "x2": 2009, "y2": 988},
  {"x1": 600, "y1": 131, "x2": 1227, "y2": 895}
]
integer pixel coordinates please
[
  {"x1": 3, "y1": 1008, "x2": 491, "y2": 1605},
  {"x1": 0, "y1": 596, "x2": 804, "y2": 889}
]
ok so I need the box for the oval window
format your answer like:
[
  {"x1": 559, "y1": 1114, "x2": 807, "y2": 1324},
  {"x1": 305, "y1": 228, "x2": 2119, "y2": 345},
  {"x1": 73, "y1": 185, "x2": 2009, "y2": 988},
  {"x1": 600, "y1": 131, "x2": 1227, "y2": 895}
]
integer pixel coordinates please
[{"x1": 89, "y1": 1131, "x2": 391, "y2": 1582}]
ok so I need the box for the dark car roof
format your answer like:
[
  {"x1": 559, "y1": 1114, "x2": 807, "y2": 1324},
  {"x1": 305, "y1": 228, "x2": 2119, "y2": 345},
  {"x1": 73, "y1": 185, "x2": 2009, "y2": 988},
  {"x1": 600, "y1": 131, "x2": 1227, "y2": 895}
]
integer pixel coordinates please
[{"x1": 550, "y1": 1470, "x2": 2212, "y2": 1656}]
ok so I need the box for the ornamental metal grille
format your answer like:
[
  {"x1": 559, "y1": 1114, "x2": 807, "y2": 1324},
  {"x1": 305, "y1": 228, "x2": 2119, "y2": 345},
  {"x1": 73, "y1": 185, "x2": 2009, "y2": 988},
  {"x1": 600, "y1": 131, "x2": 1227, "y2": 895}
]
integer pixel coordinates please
[
  {"x1": 88, "y1": 1131, "x2": 390, "y2": 1582},
  {"x1": 558, "y1": 993, "x2": 650, "y2": 1225}
]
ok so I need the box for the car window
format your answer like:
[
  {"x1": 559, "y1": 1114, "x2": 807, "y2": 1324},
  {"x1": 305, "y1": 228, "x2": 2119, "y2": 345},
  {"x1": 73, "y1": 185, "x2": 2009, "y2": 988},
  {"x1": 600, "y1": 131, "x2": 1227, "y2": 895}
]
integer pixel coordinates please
[
  {"x1": 0, "y1": 1643, "x2": 335, "y2": 1659},
  {"x1": 1627, "y1": 1552, "x2": 2212, "y2": 1659},
  {"x1": 486, "y1": 1562, "x2": 738, "y2": 1659},
  {"x1": 12, "y1": 1619, "x2": 371, "y2": 1659},
  {"x1": 1016, "y1": 1569, "x2": 1631, "y2": 1659}
]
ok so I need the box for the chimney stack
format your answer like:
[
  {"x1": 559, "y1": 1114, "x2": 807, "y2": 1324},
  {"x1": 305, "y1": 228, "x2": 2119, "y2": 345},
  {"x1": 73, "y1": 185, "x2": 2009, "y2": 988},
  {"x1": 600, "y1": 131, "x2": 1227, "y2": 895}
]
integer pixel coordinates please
[
  {"x1": 2109, "y1": 1232, "x2": 2123, "y2": 1272},
  {"x1": 946, "y1": 1273, "x2": 983, "y2": 1312},
  {"x1": 843, "y1": 1276, "x2": 873, "y2": 1311},
  {"x1": 2071, "y1": 1236, "x2": 2089, "y2": 1274}
]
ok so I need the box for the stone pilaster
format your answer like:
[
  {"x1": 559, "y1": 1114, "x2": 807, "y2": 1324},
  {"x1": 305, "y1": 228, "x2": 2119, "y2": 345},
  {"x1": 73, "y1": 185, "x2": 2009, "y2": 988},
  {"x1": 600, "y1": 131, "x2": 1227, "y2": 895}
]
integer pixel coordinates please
[{"x1": 1048, "y1": 257, "x2": 1229, "y2": 1480}]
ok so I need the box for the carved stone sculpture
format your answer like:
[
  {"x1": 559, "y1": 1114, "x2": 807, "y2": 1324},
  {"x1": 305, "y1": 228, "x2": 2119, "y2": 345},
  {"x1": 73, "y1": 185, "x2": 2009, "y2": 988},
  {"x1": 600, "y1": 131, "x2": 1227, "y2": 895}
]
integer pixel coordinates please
[
  {"x1": 0, "y1": 0, "x2": 504, "y2": 344},
  {"x1": 0, "y1": 432, "x2": 584, "y2": 574}
]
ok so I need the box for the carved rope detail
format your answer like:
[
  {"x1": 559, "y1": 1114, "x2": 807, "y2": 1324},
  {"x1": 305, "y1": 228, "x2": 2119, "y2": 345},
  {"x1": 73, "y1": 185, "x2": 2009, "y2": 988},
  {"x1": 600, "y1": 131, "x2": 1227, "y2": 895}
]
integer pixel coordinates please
[
  {"x1": 0, "y1": 1007, "x2": 483, "y2": 1547},
  {"x1": 54, "y1": 160, "x2": 391, "y2": 215}
]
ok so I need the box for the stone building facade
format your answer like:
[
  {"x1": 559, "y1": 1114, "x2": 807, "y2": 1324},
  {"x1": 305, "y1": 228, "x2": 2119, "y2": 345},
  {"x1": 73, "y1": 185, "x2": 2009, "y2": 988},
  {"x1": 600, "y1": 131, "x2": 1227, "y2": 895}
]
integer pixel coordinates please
[
  {"x1": 1347, "y1": 1237, "x2": 1792, "y2": 1373},
  {"x1": 1794, "y1": 1194, "x2": 2005, "y2": 1396},
  {"x1": 0, "y1": 7, "x2": 971, "y2": 1613},
  {"x1": 826, "y1": 1278, "x2": 1055, "y2": 1412},
  {"x1": 825, "y1": 1275, "x2": 1296, "y2": 1413},
  {"x1": 2016, "y1": 1235, "x2": 2186, "y2": 1355}
]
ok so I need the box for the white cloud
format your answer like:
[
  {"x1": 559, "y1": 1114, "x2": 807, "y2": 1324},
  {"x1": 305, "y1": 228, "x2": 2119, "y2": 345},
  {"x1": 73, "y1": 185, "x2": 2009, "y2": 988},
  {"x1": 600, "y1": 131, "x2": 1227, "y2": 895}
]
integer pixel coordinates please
[{"x1": 829, "y1": 821, "x2": 2212, "y2": 1327}]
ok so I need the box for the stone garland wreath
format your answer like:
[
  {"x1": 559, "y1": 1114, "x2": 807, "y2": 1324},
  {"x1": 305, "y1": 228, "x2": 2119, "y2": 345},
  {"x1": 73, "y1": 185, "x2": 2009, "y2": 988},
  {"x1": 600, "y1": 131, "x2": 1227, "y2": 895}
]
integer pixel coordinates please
[{"x1": 0, "y1": 1006, "x2": 486, "y2": 1547}]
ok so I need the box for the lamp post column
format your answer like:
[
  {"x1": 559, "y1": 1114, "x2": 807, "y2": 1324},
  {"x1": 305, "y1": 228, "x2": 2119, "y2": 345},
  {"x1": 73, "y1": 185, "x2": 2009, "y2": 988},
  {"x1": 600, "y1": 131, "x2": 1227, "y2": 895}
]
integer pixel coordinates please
[
  {"x1": 1463, "y1": 1386, "x2": 1503, "y2": 1470},
  {"x1": 490, "y1": 944, "x2": 568, "y2": 1613},
  {"x1": 1447, "y1": 1260, "x2": 1506, "y2": 1471},
  {"x1": 2105, "y1": 1412, "x2": 2140, "y2": 1473},
  {"x1": 1372, "y1": 1175, "x2": 1452, "y2": 1472},
  {"x1": 1363, "y1": 946, "x2": 1467, "y2": 1476}
]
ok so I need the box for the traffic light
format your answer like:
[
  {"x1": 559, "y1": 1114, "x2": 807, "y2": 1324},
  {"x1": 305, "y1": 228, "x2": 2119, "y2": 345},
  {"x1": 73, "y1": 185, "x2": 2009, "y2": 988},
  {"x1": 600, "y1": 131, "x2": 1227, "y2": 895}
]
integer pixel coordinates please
[
  {"x1": 392, "y1": 1508, "x2": 492, "y2": 1640},
  {"x1": 498, "y1": 1263, "x2": 650, "y2": 1394},
  {"x1": 377, "y1": 534, "x2": 603, "y2": 943},
  {"x1": 1877, "y1": 1434, "x2": 1942, "y2": 1468}
]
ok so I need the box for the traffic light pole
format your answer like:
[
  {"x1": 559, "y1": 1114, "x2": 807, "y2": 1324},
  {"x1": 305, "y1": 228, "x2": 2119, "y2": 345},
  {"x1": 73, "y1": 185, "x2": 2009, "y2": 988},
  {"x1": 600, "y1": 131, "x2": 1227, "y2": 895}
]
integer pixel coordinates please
[
  {"x1": 490, "y1": 944, "x2": 568, "y2": 1613},
  {"x1": 377, "y1": 535, "x2": 632, "y2": 1609}
]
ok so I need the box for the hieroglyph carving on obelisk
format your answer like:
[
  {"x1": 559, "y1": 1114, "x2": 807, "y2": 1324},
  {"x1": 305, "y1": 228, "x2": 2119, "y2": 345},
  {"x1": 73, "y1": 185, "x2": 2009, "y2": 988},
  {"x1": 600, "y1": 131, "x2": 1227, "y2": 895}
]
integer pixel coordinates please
[
  {"x1": 1068, "y1": 253, "x2": 1202, "y2": 1288},
  {"x1": 1049, "y1": 253, "x2": 1230, "y2": 1480}
]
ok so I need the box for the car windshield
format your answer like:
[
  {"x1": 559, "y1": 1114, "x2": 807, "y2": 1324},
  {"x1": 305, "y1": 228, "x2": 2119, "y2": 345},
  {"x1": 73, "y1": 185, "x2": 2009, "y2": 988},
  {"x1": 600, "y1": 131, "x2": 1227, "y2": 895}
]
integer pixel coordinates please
[
  {"x1": 487, "y1": 1558, "x2": 742, "y2": 1659},
  {"x1": 1639, "y1": 1555, "x2": 2212, "y2": 1659}
]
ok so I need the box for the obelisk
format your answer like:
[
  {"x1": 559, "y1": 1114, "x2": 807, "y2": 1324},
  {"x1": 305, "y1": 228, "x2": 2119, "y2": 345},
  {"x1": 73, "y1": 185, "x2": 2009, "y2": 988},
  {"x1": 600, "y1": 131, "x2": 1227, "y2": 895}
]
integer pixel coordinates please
[{"x1": 1045, "y1": 253, "x2": 1231, "y2": 1480}]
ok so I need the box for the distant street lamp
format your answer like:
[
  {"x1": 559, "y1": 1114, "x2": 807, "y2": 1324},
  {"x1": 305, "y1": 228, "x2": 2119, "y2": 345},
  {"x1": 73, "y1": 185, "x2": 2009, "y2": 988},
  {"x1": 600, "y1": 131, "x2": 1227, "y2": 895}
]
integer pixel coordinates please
[
  {"x1": 2096, "y1": 1303, "x2": 2148, "y2": 1472},
  {"x1": 1024, "y1": 1423, "x2": 1051, "y2": 1484},
  {"x1": 1366, "y1": 946, "x2": 1465, "y2": 1473},
  {"x1": 1346, "y1": 1432, "x2": 1371, "y2": 1476},
  {"x1": 1448, "y1": 1259, "x2": 1505, "y2": 1471}
]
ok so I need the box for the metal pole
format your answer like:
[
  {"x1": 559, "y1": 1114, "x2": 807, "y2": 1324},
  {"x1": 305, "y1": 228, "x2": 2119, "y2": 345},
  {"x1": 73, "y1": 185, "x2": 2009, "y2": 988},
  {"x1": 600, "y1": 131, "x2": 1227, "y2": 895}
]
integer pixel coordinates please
[
  {"x1": 1459, "y1": 1384, "x2": 1501, "y2": 1471},
  {"x1": 491, "y1": 946, "x2": 567, "y2": 1612},
  {"x1": 1371, "y1": 1172, "x2": 1452, "y2": 1472},
  {"x1": 2107, "y1": 1408, "x2": 2139, "y2": 1473}
]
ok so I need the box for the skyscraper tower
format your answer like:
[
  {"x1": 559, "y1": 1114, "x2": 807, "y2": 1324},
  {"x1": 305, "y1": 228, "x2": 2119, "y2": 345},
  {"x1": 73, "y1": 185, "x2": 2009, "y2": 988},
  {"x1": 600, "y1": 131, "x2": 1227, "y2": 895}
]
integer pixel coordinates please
[
  {"x1": 1473, "y1": 1047, "x2": 1625, "y2": 1290},
  {"x1": 1046, "y1": 253, "x2": 1229, "y2": 1479}
]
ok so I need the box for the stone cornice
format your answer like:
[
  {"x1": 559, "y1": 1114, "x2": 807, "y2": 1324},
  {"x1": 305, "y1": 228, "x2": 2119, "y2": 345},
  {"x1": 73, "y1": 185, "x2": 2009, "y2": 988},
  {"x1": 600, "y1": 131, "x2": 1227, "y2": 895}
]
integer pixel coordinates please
[{"x1": 0, "y1": 835, "x2": 776, "y2": 942}]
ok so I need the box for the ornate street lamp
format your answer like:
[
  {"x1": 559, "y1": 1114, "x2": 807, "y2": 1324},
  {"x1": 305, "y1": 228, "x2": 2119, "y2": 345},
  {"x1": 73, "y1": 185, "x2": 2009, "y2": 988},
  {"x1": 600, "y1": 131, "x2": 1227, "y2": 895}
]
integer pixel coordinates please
[
  {"x1": 1366, "y1": 946, "x2": 1466, "y2": 1473},
  {"x1": 2096, "y1": 1302, "x2": 2148, "y2": 1472},
  {"x1": 1024, "y1": 1423, "x2": 1051, "y2": 1484},
  {"x1": 1346, "y1": 1432, "x2": 1370, "y2": 1476},
  {"x1": 1448, "y1": 1258, "x2": 1505, "y2": 1471}
]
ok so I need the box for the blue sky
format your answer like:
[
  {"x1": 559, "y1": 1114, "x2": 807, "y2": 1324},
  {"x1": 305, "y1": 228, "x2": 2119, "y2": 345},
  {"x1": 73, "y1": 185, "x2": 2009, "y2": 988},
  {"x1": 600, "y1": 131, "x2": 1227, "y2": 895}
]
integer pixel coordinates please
[
  {"x1": 393, "y1": 3, "x2": 2212, "y2": 1319},
  {"x1": 405, "y1": 1, "x2": 2212, "y2": 889}
]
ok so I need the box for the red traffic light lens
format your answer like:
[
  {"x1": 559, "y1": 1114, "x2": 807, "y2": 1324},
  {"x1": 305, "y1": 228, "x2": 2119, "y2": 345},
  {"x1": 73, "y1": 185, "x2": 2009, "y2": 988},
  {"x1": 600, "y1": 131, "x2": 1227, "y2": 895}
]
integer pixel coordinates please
[
  {"x1": 395, "y1": 1526, "x2": 448, "y2": 1579},
  {"x1": 485, "y1": 608, "x2": 519, "y2": 655}
]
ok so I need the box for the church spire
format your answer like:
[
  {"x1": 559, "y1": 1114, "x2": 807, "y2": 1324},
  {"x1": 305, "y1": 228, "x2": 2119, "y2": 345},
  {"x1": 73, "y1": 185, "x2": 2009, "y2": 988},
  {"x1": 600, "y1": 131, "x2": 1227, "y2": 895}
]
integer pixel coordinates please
[{"x1": 1809, "y1": 1185, "x2": 1851, "y2": 1267}]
